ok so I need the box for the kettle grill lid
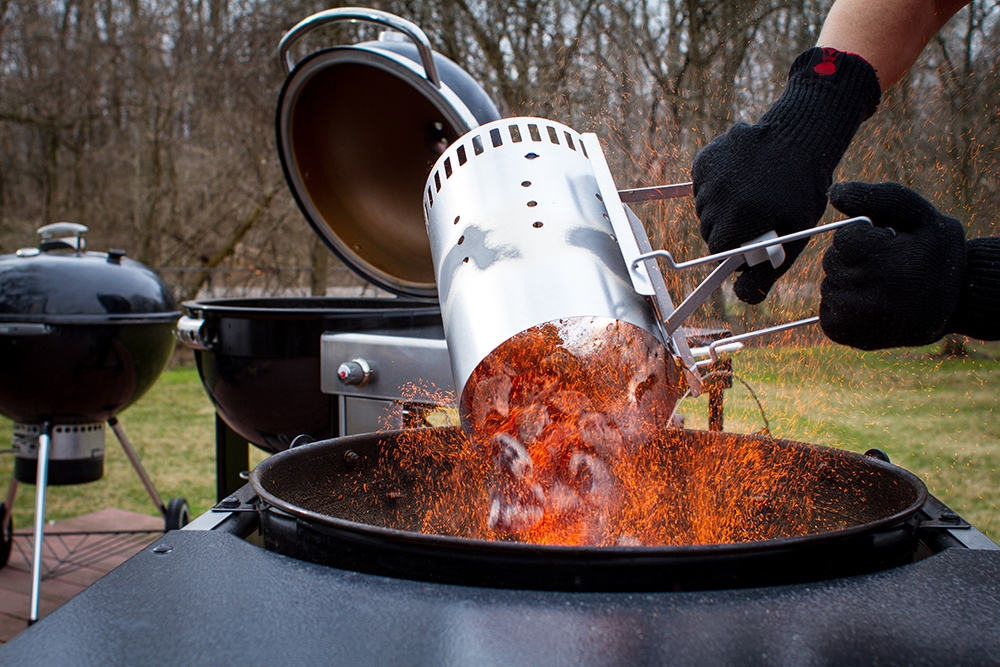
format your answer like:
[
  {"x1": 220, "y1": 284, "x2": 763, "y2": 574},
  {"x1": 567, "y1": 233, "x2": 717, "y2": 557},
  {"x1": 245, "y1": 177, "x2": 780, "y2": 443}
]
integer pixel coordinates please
[
  {"x1": 276, "y1": 37, "x2": 500, "y2": 300},
  {"x1": 0, "y1": 223, "x2": 179, "y2": 324}
]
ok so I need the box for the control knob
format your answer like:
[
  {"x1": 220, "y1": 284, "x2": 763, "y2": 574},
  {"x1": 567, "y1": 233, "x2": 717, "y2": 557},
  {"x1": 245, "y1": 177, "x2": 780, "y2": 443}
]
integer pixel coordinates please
[{"x1": 337, "y1": 358, "x2": 372, "y2": 386}]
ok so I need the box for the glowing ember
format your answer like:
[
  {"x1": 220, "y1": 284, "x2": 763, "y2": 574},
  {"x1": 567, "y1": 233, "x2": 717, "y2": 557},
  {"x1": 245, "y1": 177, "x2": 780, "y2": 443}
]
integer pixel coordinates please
[
  {"x1": 349, "y1": 321, "x2": 885, "y2": 548},
  {"x1": 457, "y1": 316, "x2": 678, "y2": 546},
  {"x1": 357, "y1": 425, "x2": 881, "y2": 549}
]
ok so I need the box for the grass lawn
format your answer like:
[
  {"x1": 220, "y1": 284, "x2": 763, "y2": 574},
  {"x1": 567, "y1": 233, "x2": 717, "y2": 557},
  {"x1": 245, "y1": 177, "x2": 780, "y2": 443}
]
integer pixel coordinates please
[
  {"x1": 1, "y1": 343, "x2": 997, "y2": 538},
  {"x1": 1, "y1": 366, "x2": 219, "y2": 530},
  {"x1": 678, "y1": 341, "x2": 1000, "y2": 537}
]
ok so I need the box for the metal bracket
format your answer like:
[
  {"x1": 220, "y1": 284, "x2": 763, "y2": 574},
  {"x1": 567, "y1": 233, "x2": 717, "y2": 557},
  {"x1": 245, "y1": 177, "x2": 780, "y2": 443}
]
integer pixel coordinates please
[
  {"x1": 623, "y1": 206, "x2": 703, "y2": 396},
  {"x1": 209, "y1": 494, "x2": 259, "y2": 514},
  {"x1": 583, "y1": 134, "x2": 705, "y2": 395},
  {"x1": 639, "y1": 217, "x2": 872, "y2": 351},
  {"x1": 175, "y1": 315, "x2": 211, "y2": 351}
]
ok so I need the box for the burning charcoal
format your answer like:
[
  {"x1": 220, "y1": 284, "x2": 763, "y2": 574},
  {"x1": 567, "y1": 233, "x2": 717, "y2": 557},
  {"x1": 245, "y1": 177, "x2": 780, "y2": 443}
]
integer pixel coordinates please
[
  {"x1": 516, "y1": 402, "x2": 550, "y2": 445},
  {"x1": 494, "y1": 433, "x2": 532, "y2": 479},
  {"x1": 516, "y1": 376, "x2": 561, "y2": 420},
  {"x1": 546, "y1": 481, "x2": 583, "y2": 514},
  {"x1": 568, "y1": 452, "x2": 615, "y2": 506},
  {"x1": 632, "y1": 372, "x2": 660, "y2": 405},
  {"x1": 610, "y1": 367, "x2": 675, "y2": 447},
  {"x1": 469, "y1": 372, "x2": 513, "y2": 436},
  {"x1": 531, "y1": 421, "x2": 580, "y2": 485},
  {"x1": 488, "y1": 496, "x2": 544, "y2": 534},
  {"x1": 458, "y1": 316, "x2": 683, "y2": 546},
  {"x1": 546, "y1": 389, "x2": 592, "y2": 419},
  {"x1": 540, "y1": 348, "x2": 589, "y2": 388},
  {"x1": 578, "y1": 411, "x2": 625, "y2": 459},
  {"x1": 487, "y1": 434, "x2": 546, "y2": 535}
]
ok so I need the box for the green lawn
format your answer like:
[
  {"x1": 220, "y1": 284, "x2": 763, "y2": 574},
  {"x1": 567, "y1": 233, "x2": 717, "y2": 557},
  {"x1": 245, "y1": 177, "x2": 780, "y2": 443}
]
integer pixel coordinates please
[
  {"x1": 1, "y1": 366, "x2": 220, "y2": 530},
  {"x1": 677, "y1": 342, "x2": 1000, "y2": 537},
  {"x1": 1, "y1": 344, "x2": 997, "y2": 538}
]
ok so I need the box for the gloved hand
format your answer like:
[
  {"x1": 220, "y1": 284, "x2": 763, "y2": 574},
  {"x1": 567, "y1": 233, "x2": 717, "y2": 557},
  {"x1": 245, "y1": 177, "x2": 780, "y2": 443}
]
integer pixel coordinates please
[
  {"x1": 693, "y1": 47, "x2": 881, "y2": 304},
  {"x1": 820, "y1": 182, "x2": 967, "y2": 350}
]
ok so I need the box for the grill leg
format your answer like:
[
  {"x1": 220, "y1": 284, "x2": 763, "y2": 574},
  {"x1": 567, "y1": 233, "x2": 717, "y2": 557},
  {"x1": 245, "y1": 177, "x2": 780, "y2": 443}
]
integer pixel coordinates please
[
  {"x1": 108, "y1": 417, "x2": 166, "y2": 517},
  {"x1": 28, "y1": 422, "x2": 51, "y2": 625},
  {"x1": 704, "y1": 359, "x2": 733, "y2": 432},
  {"x1": 215, "y1": 414, "x2": 248, "y2": 502},
  {"x1": 2, "y1": 475, "x2": 15, "y2": 526}
]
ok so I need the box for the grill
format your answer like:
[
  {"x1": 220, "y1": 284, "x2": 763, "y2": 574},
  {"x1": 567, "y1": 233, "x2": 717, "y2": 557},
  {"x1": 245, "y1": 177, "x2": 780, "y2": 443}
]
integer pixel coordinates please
[
  {"x1": 253, "y1": 428, "x2": 928, "y2": 591},
  {"x1": 3, "y1": 8, "x2": 998, "y2": 664},
  {"x1": 0, "y1": 222, "x2": 187, "y2": 624},
  {"x1": 176, "y1": 7, "x2": 499, "y2": 472}
]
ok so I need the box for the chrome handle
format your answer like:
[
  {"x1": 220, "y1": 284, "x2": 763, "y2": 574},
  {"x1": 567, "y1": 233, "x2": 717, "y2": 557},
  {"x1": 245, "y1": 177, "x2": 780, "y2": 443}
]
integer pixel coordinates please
[
  {"x1": 37, "y1": 222, "x2": 88, "y2": 252},
  {"x1": 278, "y1": 7, "x2": 441, "y2": 87},
  {"x1": 174, "y1": 315, "x2": 210, "y2": 351},
  {"x1": 694, "y1": 317, "x2": 821, "y2": 366},
  {"x1": 0, "y1": 323, "x2": 52, "y2": 336},
  {"x1": 637, "y1": 217, "x2": 870, "y2": 336},
  {"x1": 646, "y1": 217, "x2": 872, "y2": 365},
  {"x1": 37, "y1": 222, "x2": 88, "y2": 239}
]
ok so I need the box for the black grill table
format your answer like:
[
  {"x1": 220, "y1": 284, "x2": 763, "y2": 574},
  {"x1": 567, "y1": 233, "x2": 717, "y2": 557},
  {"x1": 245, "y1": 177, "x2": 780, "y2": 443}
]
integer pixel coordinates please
[{"x1": 2, "y1": 525, "x2": 999, "y2": 667}]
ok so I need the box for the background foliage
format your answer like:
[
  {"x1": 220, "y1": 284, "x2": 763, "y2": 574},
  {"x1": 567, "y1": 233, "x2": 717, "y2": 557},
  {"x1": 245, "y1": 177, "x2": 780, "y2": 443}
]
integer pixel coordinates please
[{"x1": 1, "y1": 0, "x2": 997, "y2": 327}]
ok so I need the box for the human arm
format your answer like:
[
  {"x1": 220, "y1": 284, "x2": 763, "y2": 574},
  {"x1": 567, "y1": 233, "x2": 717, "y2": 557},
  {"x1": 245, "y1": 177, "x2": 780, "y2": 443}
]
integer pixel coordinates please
[
  {"x1": 818, "y1": 0, "x2": 970, "y2": 91},
  {"x1": 692, "y1": 0, "x2": 970, "y2": 304}
]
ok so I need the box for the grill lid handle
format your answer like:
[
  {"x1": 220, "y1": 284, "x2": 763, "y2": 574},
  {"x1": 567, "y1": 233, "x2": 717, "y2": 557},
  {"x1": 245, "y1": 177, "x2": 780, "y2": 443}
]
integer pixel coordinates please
[
  {"x1": 37, "y1": 222, "x2": 88, "y2": 252},
  {"x1": 278, "y1": 7, "x2": 441, "y2": 88}
]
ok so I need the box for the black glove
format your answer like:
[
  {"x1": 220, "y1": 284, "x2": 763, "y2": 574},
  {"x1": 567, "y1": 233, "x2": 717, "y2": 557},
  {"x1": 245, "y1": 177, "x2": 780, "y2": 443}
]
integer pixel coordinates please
[
  {"x1": 692, "y1": 47, "x2": 881, "y2": 304},
  {"x1": 820, "y1": 182, "x2": 967, "y2": 349},
  {"x1": 947, "y1": 237, "x2": 1000, "y2": 341}
]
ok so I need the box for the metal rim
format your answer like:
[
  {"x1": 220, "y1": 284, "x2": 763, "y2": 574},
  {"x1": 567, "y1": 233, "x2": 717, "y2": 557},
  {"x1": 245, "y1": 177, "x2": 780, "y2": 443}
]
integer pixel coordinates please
[{"x1": 0, "y1": 312, "x2": 181, "y2": 325}]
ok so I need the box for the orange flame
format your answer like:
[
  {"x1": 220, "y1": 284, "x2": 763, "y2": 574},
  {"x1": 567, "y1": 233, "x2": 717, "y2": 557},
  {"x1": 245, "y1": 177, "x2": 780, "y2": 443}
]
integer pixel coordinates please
[{"x1": 359, "y1": 318, "x2": 874, "y2": 547}]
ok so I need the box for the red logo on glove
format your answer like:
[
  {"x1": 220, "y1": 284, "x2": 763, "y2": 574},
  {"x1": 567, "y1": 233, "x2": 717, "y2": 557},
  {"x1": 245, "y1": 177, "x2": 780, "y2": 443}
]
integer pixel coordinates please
[{"x1": 813, "y1": 48, "x2": 839, "y2": 76}]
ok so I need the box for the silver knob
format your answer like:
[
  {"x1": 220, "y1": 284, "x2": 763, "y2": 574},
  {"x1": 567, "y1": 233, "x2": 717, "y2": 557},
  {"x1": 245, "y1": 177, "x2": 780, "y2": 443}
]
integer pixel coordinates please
[{"x1": 337, "y1": 358, "x2": 372, "y2": 386}]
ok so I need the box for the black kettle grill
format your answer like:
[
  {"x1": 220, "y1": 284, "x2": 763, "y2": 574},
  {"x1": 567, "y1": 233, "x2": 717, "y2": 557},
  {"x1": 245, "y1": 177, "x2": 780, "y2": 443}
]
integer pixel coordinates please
[{"x1": 0, "y1": 222, "x2": 186, "y2": 624}]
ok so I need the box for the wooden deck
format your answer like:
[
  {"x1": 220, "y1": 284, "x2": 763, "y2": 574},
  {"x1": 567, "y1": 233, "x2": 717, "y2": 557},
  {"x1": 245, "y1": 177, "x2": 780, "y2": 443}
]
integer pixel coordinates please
[{"x1": 0, "y1": 508, "x2": 163, "y2": 645}]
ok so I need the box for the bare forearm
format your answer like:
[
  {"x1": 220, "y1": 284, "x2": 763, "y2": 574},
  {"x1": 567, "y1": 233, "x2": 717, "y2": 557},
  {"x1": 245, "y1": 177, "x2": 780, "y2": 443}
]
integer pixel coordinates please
[{"x1": 817, "y1": 0, "x2": 970, "y2": 90}]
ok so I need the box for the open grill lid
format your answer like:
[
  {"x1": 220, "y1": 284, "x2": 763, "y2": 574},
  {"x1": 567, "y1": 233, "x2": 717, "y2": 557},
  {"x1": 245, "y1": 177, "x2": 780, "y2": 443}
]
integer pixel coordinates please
[
  {"x1": 0, "y1": 223, "x2": 179, "y2": 325},
  {"x1": 275, "y1": 8, "x2": 501, "y2": 299}
]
